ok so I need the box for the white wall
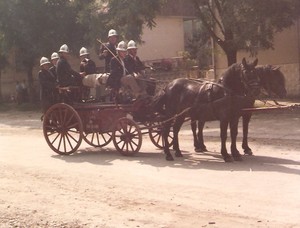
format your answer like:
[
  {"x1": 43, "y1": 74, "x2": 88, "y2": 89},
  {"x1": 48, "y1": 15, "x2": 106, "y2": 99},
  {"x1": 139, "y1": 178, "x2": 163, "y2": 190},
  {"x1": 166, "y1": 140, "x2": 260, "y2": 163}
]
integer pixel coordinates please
[{"x1": 138, "y1": 16, "x2": 185, "y2": 61}]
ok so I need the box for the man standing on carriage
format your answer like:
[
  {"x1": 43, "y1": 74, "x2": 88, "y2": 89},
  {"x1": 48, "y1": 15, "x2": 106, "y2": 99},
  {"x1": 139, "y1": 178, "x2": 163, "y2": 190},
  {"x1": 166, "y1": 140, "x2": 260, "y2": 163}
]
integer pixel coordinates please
[
  {"x1": 56, "y1": 44, "x2": 82, "y2": 87},
  {"x1": 49, "y1": 52, "x2": 59, "y2": 81},
  {"x1": 38, "y1": 57, "x2": 57, "y2": 113},
  {"x1": 107, "y1": 41, "x2": 146, "y2": 99},
  {"x1": 98, "y1": 29, "x2": 118, "y2": 73},
  {"x1": 124, "y1": 40, "x2": 156, "y2": 95},
  {"x1": 79, "y1": 47, "x2": 97, "y2": 100},
  {"x1": 56, "y1": 44, "x2": 82, "y2": 102}
]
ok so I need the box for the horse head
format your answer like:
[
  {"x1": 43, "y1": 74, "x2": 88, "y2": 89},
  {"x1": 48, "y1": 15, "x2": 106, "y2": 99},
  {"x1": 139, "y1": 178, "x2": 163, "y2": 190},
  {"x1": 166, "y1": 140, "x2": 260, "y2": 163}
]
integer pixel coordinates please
[
  {"x1": 256, "y1": 65, "x2": 287, "y2": 98},
  {"x1": 240, "y1": 58, "x2": 261, "y2": 97}
]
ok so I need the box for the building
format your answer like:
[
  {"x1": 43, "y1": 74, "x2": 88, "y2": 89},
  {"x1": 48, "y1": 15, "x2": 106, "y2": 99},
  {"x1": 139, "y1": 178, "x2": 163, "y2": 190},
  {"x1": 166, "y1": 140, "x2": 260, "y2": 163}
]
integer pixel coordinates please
[{"x1": 213, "y1": 19, "x2": 300, "y2": 97}]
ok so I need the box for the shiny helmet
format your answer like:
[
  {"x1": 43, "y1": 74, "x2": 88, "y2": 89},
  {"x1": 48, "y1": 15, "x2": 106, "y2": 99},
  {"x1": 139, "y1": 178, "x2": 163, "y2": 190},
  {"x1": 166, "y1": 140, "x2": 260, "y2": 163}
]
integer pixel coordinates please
[
  {"x1": 127, "y1": 40, "x2": 137, "y2": 50},
  {"x1": 40, "y1": 57, "x2": 50, "y2": 66},
  {"x1": 79, "y1": 47, "x2": 89, "y2": 56},
  {"x1": 116, "y1": 41, "x2": 127, "y2": 51},
  {"x1": 108, "y1": 29, "x2": 118, "y2": 37},
  {"x1": 51, "y1": 52, "x2": 59, "y2": 60},
  {"x1": 58, "y1": 44, "x2": 69, "y2": 53}
]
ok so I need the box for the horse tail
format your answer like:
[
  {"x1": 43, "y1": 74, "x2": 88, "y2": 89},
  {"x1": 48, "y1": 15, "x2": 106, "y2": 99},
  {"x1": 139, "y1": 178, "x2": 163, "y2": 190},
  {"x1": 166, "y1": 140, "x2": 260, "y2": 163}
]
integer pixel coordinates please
[{"x1": 151, "y1": 88, "x2": 167, "y2": 114}]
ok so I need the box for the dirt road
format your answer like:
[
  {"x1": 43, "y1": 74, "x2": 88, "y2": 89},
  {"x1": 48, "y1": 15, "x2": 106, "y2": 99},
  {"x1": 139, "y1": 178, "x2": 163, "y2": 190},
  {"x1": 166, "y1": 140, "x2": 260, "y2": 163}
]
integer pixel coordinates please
[{"x1": 0, "y1": 108, "x2": 299, "y2": 227}]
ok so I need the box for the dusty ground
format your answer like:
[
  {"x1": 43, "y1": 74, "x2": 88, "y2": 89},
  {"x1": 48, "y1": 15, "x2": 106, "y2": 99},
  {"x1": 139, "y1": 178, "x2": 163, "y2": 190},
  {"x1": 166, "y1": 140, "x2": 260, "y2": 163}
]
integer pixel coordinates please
[{"x1": 0, "y1": 102, "x2": 300, "y2": 228}]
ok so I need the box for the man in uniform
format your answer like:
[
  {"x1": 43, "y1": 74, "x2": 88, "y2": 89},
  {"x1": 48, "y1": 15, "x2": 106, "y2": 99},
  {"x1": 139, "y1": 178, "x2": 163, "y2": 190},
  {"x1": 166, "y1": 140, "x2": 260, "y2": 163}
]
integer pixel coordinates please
[
  {"x1": 124, "y1": 40, "x2": 156, "y2": 95},
  {"x1": 38, "y1": 57, "x2": 57, "y2": 113},
  {"x1": 79, "y1": 47, "x2": 97, "y2": 100},
  {"x1": 56, "y1": 44, "x2": 81, "y2": 87},
  {"x1": 49, "y1": 52, "x2": 59, "y2": 81},
  {"x1": 107, "y1": 41, "x2": 145, "y2": 99},
  {"x1": 98, "y1": 29, "x2": 118, "y2": 73}
]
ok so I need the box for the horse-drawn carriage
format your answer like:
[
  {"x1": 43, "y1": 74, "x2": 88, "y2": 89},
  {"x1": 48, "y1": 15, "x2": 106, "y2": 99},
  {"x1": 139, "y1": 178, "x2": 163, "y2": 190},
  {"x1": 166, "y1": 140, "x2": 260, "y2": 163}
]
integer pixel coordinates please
[
  {"x1": 42, "y1": 78, "x2": 173, "y2": 156},
  {"x1": 42, "y1": 59, "x2": 296, "y2": 162}
]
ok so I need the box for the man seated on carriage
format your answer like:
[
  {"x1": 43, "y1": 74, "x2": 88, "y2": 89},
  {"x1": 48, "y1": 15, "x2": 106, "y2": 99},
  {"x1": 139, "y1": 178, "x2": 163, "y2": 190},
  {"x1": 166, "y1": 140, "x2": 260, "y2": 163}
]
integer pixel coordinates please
[
  {"x1": 124, "y1": 40, "x2": 156, "y2": 96},
  {"x1": 56, "y1": 44, "x2": 82, "y2": 102},
  {"x1": 106, "y1": 40, "x2": 147, "y2": 102}
]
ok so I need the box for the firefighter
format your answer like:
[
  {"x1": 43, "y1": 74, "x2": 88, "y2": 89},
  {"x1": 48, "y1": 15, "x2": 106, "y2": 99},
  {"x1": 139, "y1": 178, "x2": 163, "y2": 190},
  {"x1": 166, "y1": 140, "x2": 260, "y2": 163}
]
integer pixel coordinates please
[
  {"x1": 107, "y1": 41, "x2": 145, "y2": 99},
  {"x1": 98, "y1": 29, "x2": 118, "y2": 73},
  {"x1": 56, "y1": 44, "x2": 81, "y2": 87},
  {"x1": 38, "y1": 57, "x2": 57, "y2": 113}
]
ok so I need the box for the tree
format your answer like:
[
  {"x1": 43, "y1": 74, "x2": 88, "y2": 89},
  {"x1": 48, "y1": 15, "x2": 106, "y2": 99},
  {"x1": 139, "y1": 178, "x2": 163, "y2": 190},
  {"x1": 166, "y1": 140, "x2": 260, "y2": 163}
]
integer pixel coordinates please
[
  {"x1": 100, "y1": 0, "x2": 163, "y2": 42},
  {"x1": 0, "y1": 0, "x2": 98, "y2": 102},
  {"x1": 192, "y1": 0, "x2": 300, "y2": 66}
]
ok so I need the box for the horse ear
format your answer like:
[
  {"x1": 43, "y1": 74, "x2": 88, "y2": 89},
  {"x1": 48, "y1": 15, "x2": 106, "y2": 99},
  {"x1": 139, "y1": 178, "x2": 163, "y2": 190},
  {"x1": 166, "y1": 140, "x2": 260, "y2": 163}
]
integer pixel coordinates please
[{"x1": 253, "y1": 58, "x2": 258, "y2": 67}]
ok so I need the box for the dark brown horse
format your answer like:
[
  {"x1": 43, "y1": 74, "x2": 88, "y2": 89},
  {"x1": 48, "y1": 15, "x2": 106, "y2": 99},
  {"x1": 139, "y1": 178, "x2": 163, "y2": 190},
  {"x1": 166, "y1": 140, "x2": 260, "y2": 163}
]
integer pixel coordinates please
[
  {"x1": 241, "y1": 65, "x2": 287, "y2": 155},
  {"x1": 152, "y1": 58, "x2": 260, "y2": 161},
  {"x1": 192, "y1": 64, "x2": 287, "y2": 155}
]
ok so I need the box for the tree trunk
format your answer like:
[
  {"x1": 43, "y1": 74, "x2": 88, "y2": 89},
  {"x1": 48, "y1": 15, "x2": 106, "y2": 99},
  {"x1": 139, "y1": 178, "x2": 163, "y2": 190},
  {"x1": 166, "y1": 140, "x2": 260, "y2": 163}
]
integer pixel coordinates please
[
  {"x1": 26, "y1": 64, "x2": 35, "y2": 103},
  {"x1": 225, "y1": 49, "x2": 237, "y2": 66},
  {"x1": 0, "y1": 71, "x2": 2, "y2": 103}
]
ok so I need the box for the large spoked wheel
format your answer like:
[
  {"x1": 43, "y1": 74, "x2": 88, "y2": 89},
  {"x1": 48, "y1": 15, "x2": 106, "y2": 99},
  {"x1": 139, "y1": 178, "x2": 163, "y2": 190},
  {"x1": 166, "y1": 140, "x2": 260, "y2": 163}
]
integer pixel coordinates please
[
  {"x1": 83, "y1": 131, "x2": 112, "y2": 147},
  {"x1": 112, "y1": 117, "x2": 142, "y2": 156},
  {"x1": 148, "y1": 122, "x2": 174, "y2": 149},
  {"x1": 43, "y1": 103, "x2": 83, "y2": 155}
]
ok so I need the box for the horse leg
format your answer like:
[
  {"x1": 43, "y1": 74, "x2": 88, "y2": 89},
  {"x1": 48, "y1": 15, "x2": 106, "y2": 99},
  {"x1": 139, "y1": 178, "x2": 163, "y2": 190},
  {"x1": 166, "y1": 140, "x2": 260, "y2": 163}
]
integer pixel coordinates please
[
  {"x1": 193, "y1": 120, "x2": 207, "y2": 152},
  {"x1": 197, "y1": 120, "x2": 207, "y2": 152},
  {"x1": 173, "y1": 116, "x2": 185, "y2": 157},
  {"x1": 191, "y1": 120, "x2": 200, "y2": 152},
  {"x1": 230, "y1": 118, "x2": 242, "y2": 161},
  {"x1": 220, "y1": 120, "x2": 233, "y2": 162},
  {"x1": 162, "y1": 121, "x2": 174, "y2": 161},
  {"x1": 242, "y1": 114, "x2": 253, "y2": 155}
]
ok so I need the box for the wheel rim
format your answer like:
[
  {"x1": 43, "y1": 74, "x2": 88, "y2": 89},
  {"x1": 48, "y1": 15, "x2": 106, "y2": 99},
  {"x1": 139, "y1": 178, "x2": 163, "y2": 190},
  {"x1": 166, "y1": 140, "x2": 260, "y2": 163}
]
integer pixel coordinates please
[
  {"x1": 113, "y1": 118, "x2": 142, "y2": 156},
  {"x1": 83, "y1": 131, "x2": 112, "y2": 147},
  {"x1": 43, "y1": 103, "x2": 83, "y2": 155},
  {"x1": 149, "y1": 122, "x2": 174, "y2": 149}
]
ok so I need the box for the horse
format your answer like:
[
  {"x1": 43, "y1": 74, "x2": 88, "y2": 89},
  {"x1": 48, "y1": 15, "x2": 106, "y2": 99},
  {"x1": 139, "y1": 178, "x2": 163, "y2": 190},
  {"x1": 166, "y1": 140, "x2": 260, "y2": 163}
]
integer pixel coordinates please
[
  {"x1": 152, "y1": 58, "x2": 260, "y2": 162},
  {"x1": 241, "y1": 65, "x2": 287, "y2": 155},
  {"x1": 192, "y1": 64, "x2": 287, "y2": 155}
]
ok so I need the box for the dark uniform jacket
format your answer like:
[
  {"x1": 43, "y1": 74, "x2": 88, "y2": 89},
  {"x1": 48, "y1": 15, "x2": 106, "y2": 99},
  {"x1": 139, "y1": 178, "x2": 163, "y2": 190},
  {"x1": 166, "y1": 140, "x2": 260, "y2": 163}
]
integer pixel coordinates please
[
  {"x1": 99, "y1": 42, "x2": 117, "y2": 73},
  {"x1": 49, "y1": 65, "x2": 57, "y2": 82},
  {"x1": 124, "y1": 54, "x2": 145, "y2": 75},
  {"x1": 38, "y1": 69, "x2": 57, "y2": 100},
  {"x1": 80, "y1": 58, "x2": 97, "y2": 75},
  {"x1": 107, "y1": 56, "x2": 125, "y2": 89},
  {"x1": 56, "y1": 56, "x2": 81, "y2": 87}
]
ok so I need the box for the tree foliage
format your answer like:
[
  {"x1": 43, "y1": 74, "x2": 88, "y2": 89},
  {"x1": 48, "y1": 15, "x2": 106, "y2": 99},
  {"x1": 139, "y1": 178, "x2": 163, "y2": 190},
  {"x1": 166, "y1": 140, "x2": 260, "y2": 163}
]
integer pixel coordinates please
[
  {"x1": 98, "y1": 0, "x2": 162, "y2": 42},
  {"x1": 192, "y1": 0, "x2": 300, "y2": 66}
]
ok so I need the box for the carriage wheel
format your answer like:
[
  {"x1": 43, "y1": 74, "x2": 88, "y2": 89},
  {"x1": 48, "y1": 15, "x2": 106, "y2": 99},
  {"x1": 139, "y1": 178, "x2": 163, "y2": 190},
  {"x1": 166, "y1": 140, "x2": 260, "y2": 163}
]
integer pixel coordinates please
[
  {"x1": 148, "y1": 122, "x2": 174, "y2": 149},
  {"x1": 83, "y1": 132, "x2": 112, "y2": 147},
  {"x1": 43, "y1": 103, "x2": 83, "y2": 155},
  {"x1": 112, "y1": 117, "x2": 142, "y2": 156}
]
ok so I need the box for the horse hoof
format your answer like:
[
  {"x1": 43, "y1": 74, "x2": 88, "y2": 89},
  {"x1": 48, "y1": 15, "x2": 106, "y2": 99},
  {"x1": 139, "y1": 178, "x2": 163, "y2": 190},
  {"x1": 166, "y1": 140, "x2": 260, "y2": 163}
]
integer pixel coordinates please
[
  {"x1": 244, "y1": 149, "x2": 253, "y2": 156},
  {"x1": 202, "y1": 147, "x2": 208, "y2": 152},
  {"x1": 166, "y1": 155, "x2": 174, "y2": 161},
  {"x1": 175, "y1": 152, "x2": 183, "y2": 157},
  {"x1": 224, "y1": 156, "x2": 233, "y2": 162},
  {"x1": 195, "y1": 148, "x2": 203, "y2": 153},
  {"x1": 195, "y1": 147, "x2": 207, "y2": 153},
  {"x1": 233, "y1": 156, "x2": 243, "y2": 161}
]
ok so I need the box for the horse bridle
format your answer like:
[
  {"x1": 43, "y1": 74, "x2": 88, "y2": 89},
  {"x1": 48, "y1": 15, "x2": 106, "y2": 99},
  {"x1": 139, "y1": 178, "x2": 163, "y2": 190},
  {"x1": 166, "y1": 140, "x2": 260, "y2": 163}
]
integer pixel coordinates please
[{"x1": 240, "y1": 64, "x2": 261, "y2": 98}]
